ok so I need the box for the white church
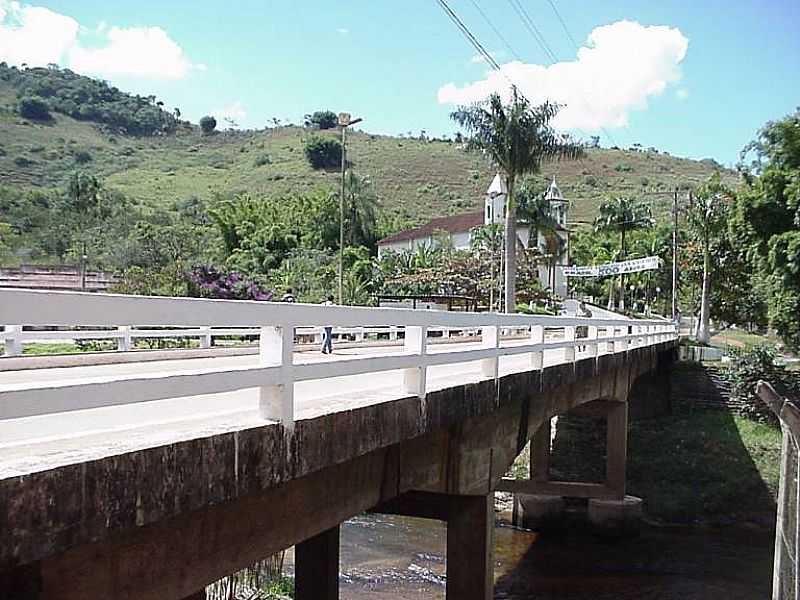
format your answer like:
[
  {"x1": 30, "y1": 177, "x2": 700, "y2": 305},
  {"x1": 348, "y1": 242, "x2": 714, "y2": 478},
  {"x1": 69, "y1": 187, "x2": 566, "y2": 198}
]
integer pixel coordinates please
[{"x1": 377, "y1": 174, "x2": 570, "y2": 298}]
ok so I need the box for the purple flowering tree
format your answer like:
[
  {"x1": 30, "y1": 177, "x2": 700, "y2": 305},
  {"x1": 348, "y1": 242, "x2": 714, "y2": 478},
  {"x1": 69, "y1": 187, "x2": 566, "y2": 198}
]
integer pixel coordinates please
[{"x1": 187, "y1": 265, "x2": 274, "y2": 301}]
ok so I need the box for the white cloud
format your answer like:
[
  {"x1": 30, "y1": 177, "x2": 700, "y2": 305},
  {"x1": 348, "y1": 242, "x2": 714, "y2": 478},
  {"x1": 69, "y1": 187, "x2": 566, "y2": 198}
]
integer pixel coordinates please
[
  {"x1": 0, "y1": 0, "x2": 200, "y2": 79},
  {"x1": 676, "y1": 88, "x2": 689, "y2": 100},
  {"x1": 470, "y1": 50, "x2": 505, "y2": 64},
  {"x1": 212, "y1": 101, "x2": 247, "y2": 128},
  {"x1": 0, "y1": 1, "x2": 79, "y2": 67},
  {"x1": 439, "y1": 20, "x2": 688, "y2": 130},
  {"x1": 336, "y1": 27, "x2": 349, "y2": 34}
]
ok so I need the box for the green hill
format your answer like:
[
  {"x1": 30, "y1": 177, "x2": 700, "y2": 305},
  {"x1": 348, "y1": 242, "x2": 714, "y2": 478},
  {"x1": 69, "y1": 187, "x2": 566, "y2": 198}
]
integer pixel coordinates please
[{"x1": 0, "y1": 68, "x2": 736, "y2": 227}]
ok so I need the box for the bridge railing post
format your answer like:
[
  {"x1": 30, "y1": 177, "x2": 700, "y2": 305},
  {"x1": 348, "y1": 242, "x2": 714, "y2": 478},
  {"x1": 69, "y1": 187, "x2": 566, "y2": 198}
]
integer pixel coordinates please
[
  {"x1": 258, "y1": 324, "x2": 295, "y2": 430},
  {"x1": 586, "y1": 325, "x2": 598, "y2": 358},
  {"x1": 480, "y1": 325, "x2": 499, "y2": 379},
  {"x1": 199, "y1": 326, "x2": 212, "y2": 349},
  {"x1": 117, "y1": 325, "x2": 132, "y2": 352},
  {"x1": 403, "y1": 325, "x2": 427, "y2": 398},
  {"x1": 563, "y1": 326, "x2": 576, "y2": 363},
  {"x1": 3, "y1": 324, "x2": 22, "y2": 356},
  {"x1": 529, "y1": 325, "x2": 544, "y2": 369}
]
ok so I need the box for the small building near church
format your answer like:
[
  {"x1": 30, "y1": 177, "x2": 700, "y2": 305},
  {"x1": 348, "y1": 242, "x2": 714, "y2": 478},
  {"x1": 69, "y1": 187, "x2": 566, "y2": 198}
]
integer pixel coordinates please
[{"x1": 376, "y1": 174, "x2": 571, "y2": 298}]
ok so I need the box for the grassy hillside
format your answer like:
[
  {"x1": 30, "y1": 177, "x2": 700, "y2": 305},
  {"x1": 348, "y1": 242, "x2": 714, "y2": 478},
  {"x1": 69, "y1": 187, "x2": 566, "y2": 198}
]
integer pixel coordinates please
[{"x1": 0, "y1": 78, "x2": 736, "y2": 226}]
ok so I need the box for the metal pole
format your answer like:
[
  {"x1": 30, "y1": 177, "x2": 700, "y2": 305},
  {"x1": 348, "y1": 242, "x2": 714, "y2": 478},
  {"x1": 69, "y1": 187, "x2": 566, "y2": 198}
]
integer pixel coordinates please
[
  {"x1": 338, "y1": 125, "x2": 346, "y2": 305},
  {"x1": 671, "y1": 188, "x2": 678, "y2": 320}
]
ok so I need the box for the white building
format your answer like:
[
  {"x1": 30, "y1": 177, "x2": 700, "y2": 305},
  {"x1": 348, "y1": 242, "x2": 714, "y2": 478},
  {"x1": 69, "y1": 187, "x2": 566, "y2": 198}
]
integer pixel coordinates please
[{"x1": 377, "y1": 174, "x2": 570, "y2": 298}]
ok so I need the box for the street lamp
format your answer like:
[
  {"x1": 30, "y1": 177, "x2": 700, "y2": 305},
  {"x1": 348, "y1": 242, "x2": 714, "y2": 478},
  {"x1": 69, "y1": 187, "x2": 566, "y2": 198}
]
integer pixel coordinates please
[{"x1": 338, "y1": 112, "x2": 363, "y2": 304}]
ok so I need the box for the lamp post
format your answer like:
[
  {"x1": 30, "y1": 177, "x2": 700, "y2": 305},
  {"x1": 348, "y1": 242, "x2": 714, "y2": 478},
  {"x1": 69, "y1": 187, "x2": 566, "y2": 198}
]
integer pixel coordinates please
[{"x1": 337, "y1": 112, "x2": 363, "y2": 304}]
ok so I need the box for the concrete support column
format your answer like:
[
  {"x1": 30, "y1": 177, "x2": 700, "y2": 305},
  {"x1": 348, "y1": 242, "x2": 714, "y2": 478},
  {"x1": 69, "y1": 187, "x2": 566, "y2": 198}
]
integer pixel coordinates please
[
  {"x1": 296, "y1": 525, "x2": 340, "y2": 600},
  {"x1": 606, "y1": 401, "x2": 628, "y2": 498},
  {"x1": 446, "y1": 494, "x2": 494, "y2": 600},
  {"x1": 530, "y1": 418, "x2": 551, "y2": 482}
]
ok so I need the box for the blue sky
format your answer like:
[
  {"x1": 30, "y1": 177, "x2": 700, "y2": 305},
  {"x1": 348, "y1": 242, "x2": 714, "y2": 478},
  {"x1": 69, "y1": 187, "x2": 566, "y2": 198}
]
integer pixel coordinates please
[{"x1": 2, "y1": 0, "x2": 798, "y2": 165}]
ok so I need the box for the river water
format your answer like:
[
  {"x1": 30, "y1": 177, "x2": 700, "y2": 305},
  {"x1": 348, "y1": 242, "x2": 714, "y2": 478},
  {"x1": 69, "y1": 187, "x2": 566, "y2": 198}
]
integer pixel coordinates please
[{"x1": 287, "y1": 510, "x2": 774, "y2": 599}]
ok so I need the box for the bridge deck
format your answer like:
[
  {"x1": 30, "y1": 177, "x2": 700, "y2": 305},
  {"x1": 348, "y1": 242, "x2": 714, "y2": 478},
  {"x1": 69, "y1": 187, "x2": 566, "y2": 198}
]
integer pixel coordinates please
[{"x1": 0, "y1": 339, "x2": 585, "y2": 477}]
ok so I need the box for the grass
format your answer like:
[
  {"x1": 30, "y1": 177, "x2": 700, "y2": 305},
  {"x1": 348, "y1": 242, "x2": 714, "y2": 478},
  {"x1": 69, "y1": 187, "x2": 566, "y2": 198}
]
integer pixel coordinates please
[
  {"x1": 0, "y1": 80, "x2": 736, "y2": 227},
  {"x1": 626, "y1": 412, "x2": 780, "y2": 524},
  {"x1": 710, "y1": 328, "x2": 781, "y2": 350}
]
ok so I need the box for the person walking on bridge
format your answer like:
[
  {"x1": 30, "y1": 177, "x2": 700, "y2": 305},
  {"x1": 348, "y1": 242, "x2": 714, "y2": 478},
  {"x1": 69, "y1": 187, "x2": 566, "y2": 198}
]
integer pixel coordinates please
[{"x1": 321, "y1": 295, "x2": 335, "y2": 354}]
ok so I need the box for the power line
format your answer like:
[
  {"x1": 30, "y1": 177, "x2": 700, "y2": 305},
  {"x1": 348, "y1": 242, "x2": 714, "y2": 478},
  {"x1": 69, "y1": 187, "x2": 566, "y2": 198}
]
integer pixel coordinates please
[
  {"x1": 507, "y1": 0, "x2": 559, "y2": 64},
  {"x1": 542, "y1": 0, "x2": 620, "y2": 149},
  {"x1": 545, "y1": 0, "x2": 579, "y2": 50},
  {"x1": 467, "y1": 0, "x2": 523, "y2": 63}
]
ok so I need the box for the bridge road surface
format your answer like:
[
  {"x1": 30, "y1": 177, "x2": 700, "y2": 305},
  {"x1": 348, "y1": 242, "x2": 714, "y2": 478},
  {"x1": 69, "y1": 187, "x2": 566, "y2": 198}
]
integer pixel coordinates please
[{"x1": 0, "y1": 339, "x2": 599, "y2": 478}]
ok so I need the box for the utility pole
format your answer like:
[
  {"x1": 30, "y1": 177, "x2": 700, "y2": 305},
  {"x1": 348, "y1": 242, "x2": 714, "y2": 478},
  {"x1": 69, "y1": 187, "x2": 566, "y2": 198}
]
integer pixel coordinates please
[
  {"x1": 671, "y1": 188, "x2": 678, "y2": 321},
  {"x1": 337, "y1": 113, "x2": 362, "y2": 305}
]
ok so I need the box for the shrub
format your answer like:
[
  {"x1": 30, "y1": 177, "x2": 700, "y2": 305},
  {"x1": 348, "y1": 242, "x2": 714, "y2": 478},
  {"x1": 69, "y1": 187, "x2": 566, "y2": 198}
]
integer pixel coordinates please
[
  {"x1": 614, "y1": 163, "x2": 633, "y2": 172},
  {"x1": 13, "y1": 156, "x2": 33, "y2": 167},
  {"x1": 199, "y1": 115, "x2": 217, "y2": 134},
  {"x1": 303, "y1": 136, "x2": 342, "y2": 169},
  {"x1": 253, "y1": 153, "x2": 271, "y2": 167},
  {"x1": 74, "y1": 150, "x2": 92, "y2": 164},
  {"x1": 584, "y1": 175, "x2": 598, "y2": 187},
  {"x1": 18, "y1": 96, "x2": 51, "y2": 121},
  {"x1": 723, "y1": 346, "x2": 800, "y2": 425}
]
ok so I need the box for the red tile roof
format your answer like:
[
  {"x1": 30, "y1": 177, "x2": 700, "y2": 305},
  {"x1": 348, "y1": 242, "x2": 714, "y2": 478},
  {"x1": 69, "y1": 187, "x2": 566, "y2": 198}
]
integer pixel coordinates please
[{"x1": 378, "y1": 211, "x2": 484, "y2": 245}]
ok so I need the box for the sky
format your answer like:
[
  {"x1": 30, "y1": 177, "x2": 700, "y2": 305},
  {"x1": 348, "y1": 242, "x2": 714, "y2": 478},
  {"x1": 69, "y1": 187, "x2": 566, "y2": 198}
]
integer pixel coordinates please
[{"x1": 1, "y1": 0, "x2": 798, "y2": 165}]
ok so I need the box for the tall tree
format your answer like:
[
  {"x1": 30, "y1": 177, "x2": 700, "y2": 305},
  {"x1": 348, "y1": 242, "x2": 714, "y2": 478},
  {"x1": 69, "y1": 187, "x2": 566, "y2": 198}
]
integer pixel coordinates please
[
  {"x1": 593, "y1": 196, "x2": 653, "y2": 310},
  {"x1": 732, "y1": 109, "x2": 800, "y2": 350},
  {"x1": 451, "y1": 89, "x2": 582, "y2": 312},
  {"x1": 687, "y1": 173, "x2": 731, "y2": 343},
  {"x1": 343, "y1": 171, "x2": 379, "y2": 250}
]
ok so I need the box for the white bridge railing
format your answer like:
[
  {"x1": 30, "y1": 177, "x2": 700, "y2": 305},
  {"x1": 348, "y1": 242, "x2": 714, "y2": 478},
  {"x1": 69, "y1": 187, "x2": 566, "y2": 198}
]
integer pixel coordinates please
[{"x1": 0, "y1": 289, "x2": 677, "y2": 429}]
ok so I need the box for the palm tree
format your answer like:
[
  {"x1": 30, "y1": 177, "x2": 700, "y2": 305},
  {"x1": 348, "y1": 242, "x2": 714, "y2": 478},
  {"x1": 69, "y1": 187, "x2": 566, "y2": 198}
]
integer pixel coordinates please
[
  {"x1": 688, "y1": 174, "x2": 730, "y2": 343},
  {"x1": 343, "y1": 171, "x2": 378, "y2": 249},
  {"x1": 516, "y1": 183, "x2": 564, "y2": 291},
  {"x1": 451, "y1": 89, "x2": 582, "y2": 312},
  {"x1": 593, "y1": 197, "x2": 653, "y2": 310}
]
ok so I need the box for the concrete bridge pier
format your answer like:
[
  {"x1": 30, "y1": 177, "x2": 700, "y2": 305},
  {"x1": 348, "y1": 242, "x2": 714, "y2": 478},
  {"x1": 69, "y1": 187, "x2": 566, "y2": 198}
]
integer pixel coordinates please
[
  {"x1": 295, "y1": 525, "x2": 340, "y2": 600},
  {"x1": 374, "y1": 491, "x2": 495, "y2": 600},
  {"x1": 508, "y1": 398, "x2": 642, "y2": 536}
]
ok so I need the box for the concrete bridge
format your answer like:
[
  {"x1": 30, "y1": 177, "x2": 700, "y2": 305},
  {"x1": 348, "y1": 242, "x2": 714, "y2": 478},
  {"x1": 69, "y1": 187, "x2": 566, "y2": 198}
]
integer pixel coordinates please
[{"x1": 0, "y1": 289, "x2": 678, "y2": 600}]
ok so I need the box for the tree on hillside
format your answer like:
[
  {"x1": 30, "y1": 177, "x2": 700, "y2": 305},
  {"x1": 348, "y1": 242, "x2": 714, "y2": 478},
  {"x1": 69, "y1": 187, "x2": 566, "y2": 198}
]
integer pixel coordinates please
[
  {"x1": 199, "y1": 115, "x2": 217, "y2": 134},
  {"x1": 19, "y1": 96, "x2": 51, "y2": 121},
  {"x1": 593, "y1": 196, "x2": 653, "y2": 310},
  {"x1": 687, "y1": 173, "x2": 731, "y2": 343},
  {"x1": 451, "y1": 89, "x2": 583, "y2": 312},
  {"x1": 305, "y1": 110, "x2": 338, "y2": 130},
  {"x1": 303, "y1": 136, "x2": 342, "y2": 169}
]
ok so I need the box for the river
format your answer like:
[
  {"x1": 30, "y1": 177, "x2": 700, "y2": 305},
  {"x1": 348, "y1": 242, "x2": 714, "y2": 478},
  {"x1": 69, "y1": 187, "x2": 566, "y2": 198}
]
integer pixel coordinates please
[{"x1": 287, "y1": 510, "x2": 774, "y2": 599}]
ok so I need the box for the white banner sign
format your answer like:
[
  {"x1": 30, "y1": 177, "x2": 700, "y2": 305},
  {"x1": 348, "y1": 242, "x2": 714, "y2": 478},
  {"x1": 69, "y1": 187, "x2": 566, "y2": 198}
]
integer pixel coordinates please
[{"x1": 562, "y1": 256, "x2": 661, "y2": 278}]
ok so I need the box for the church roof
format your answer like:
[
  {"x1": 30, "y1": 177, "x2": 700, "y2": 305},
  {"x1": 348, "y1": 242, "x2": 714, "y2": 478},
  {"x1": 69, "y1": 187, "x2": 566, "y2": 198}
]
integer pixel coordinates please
[{"x1": 377, "y1": 211, "x2": 485, "y2": 245}]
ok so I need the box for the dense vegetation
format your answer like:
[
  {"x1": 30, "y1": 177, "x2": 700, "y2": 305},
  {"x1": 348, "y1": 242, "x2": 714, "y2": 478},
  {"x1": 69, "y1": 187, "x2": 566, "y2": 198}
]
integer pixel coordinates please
[{"x1": 0, "y1": 63, "x2": 180, "y2": 135}]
